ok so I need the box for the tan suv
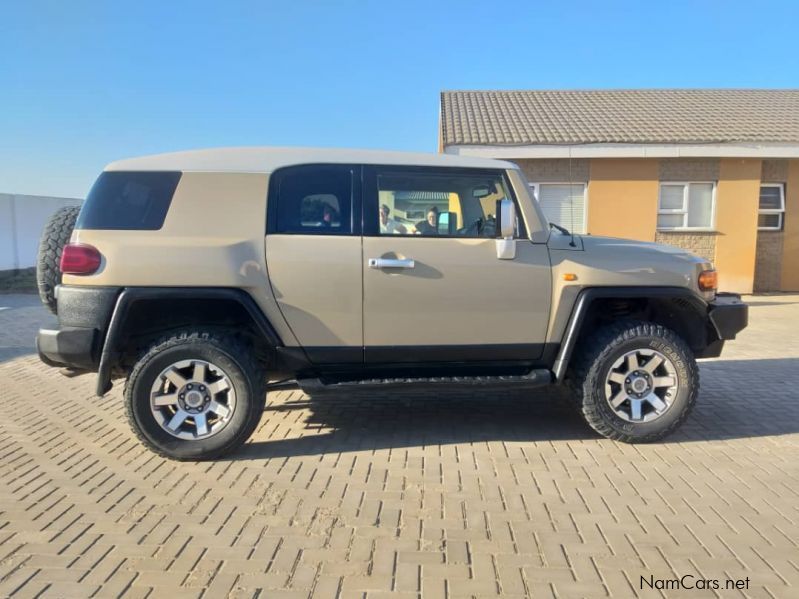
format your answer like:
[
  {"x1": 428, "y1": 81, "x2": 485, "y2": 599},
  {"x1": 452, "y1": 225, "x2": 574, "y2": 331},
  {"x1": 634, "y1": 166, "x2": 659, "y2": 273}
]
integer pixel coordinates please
[{"x1": 35, "y1": 147, "x2": 748, "y2": 460}]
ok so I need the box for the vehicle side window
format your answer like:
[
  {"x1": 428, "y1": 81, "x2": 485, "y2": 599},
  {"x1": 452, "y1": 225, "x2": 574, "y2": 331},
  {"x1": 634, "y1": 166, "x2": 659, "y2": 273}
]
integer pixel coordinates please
[
  {"x1": 76, "y1": 171, "x2": 182, "y2": 231},
  {"x1": 370, "y1": 169, "x2": 523, "y2": 238},
  {"x1": 269, "y1": 165, "x2": 354, "y2": 234}
]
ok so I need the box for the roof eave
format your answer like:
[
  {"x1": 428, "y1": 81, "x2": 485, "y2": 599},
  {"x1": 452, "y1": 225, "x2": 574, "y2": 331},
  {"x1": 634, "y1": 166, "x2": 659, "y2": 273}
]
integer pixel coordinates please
[{"x1": 444, "y1": 142, "x2": 799, "y2": 159}]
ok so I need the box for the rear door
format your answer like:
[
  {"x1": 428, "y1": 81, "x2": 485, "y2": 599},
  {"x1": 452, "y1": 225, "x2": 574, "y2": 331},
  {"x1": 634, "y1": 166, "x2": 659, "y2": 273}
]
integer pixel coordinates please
[
  {"x1": 362, "y1": 166, "x2": 552, "y2": 364},
  {"x1": 264, "y1": 164, "x2": 363, "y2": 364}
]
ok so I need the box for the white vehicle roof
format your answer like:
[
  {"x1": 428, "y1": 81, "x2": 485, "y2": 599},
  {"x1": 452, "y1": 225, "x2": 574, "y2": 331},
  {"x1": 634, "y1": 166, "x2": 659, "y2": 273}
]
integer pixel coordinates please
[{"x1": 104, "y1": 147, "x2": 517, "y2": 173}]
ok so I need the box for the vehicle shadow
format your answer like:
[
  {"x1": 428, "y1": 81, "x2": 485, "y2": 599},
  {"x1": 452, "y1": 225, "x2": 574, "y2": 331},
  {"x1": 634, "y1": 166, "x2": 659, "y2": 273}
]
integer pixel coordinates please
[
  {"x1": 666, "y1": 357, "x2": 799, "y2": 443},
  {"x1": 233, "y1": 358, "x2": 799, "y2": 460},
  {"x1": 237, "y1": 386, "x2": 591, "y2": 460},
  {"x1": 0, "y1": 294, "x2": 55, "y2": 364}
]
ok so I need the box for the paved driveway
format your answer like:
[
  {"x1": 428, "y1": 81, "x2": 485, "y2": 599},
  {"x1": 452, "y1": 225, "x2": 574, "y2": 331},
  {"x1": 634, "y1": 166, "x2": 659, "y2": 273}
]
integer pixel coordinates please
[{"x1": 0, "y1": 294, "x2": 797, "y2": 598}]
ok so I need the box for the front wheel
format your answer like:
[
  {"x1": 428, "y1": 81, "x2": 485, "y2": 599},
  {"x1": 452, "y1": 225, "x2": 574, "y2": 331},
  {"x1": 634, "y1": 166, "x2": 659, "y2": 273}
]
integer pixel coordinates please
[
  {"x1": 568, "y1": 321, "x2": 699, "y2": 443},
  {"x1": 124, "y1": 331, "x2": 267, "y2": 460}
]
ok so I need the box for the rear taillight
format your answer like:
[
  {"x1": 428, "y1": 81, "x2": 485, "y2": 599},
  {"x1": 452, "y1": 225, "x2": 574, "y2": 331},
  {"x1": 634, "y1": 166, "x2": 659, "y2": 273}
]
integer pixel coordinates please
[{"x1": 60, "y1": 243, "x2": 102, "y2": 275}]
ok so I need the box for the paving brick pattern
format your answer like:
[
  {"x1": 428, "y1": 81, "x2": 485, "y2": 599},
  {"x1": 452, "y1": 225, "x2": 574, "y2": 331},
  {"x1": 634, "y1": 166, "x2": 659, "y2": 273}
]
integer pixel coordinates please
[{"x1": 0, "y1": 294, "x2": 797, "y2": 598}]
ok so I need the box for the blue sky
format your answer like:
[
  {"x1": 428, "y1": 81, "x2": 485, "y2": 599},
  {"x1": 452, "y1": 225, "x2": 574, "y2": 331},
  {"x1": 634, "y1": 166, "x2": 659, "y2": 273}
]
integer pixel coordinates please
[{"x1": 2, "y1": 0, "x2": 798, "y2": 197}]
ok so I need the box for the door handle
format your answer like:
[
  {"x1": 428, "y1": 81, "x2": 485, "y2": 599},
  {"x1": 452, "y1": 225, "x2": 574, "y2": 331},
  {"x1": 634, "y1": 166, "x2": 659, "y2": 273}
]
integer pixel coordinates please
[{"x1": 368, "y1": 258, "x2": 415, "y2": 269}]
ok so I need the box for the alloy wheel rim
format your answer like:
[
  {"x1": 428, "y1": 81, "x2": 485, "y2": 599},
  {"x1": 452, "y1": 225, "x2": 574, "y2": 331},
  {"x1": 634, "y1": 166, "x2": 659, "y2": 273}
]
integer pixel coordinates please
[
  {"x1": 604, "y1": 348, "x2": 678, "y2": 423},
  {"x1": 149, "y1": 359, "x2": 236, "y2": 440}
]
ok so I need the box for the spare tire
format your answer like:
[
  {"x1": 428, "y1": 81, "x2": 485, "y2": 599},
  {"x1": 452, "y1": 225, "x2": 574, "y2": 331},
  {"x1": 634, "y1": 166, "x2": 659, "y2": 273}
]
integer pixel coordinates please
[{"x1": 36, "y1": 205, "x2": 81, "y2": 314}]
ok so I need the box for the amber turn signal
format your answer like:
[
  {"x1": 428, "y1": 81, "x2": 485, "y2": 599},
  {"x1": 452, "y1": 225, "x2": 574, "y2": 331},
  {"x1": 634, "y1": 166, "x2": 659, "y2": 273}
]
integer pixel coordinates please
[
  {"x1": 563, "y1": 273, "x2": 578, "y2": 281},
  {"x1": 698, "y1": 270, "x2": 717, "y2": 291}
]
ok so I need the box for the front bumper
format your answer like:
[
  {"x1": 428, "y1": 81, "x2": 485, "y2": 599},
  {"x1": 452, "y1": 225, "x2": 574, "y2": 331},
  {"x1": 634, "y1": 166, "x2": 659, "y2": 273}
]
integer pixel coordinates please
[
  {"x1": 709, "y1": 292, "x2": 748, "y2": 340},
  {"x1": 696, "y1": 292, "x2": 748, "y2": 358}
]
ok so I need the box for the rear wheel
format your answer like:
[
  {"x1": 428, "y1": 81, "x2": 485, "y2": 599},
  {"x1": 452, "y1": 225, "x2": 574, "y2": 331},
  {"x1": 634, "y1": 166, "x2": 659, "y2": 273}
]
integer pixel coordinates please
[
  {"x1": 36, "y1": 205, "x2": 80, "y2": 314},
  {"x1": 124, "y1": 331, "x2": 267, "y2": 460},
  {"x1": 568, "y1": 321, "x2": 698, "y2": 443}
]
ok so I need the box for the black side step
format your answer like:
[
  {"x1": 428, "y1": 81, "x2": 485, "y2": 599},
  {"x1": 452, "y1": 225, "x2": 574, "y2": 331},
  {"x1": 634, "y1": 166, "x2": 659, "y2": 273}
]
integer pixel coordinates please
[{"x1": 297, "y1": 368, "x2": 553, "y2": 394}]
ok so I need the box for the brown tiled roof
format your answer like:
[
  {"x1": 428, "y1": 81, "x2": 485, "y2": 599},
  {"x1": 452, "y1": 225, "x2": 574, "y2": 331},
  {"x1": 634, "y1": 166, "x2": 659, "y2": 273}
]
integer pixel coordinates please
[{"x1": 440, "y1": 89, "x2": 799, "y2": 147}]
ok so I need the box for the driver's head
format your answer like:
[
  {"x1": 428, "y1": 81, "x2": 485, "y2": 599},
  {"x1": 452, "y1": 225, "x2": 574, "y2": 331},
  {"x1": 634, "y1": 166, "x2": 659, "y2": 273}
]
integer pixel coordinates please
[
  {"x1": 380, "y1": 204, "x2": 390, "y2": 225},
  {"x1": 427, "y1": 206, "x2": 439, "y2": 227}
]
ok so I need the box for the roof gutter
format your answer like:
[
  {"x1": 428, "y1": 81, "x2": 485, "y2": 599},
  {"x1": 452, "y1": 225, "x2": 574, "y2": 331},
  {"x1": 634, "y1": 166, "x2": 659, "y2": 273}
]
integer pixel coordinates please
[{"x1": 444, "y1": 143, "x2": 799, "y2": 159}]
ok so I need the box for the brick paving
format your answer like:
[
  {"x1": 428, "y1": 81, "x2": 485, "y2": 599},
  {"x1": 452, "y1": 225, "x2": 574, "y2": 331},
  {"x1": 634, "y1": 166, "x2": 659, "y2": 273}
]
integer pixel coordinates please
[{"x1": 0, "y1": 293, "x2": 797, "y2": 598}]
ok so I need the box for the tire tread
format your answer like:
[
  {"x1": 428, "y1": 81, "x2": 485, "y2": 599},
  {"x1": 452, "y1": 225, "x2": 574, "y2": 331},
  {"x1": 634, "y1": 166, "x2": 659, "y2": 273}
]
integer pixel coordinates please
[
  {"x1": 36, "y1": 206, "x2": 81, "y2": 314},
  {"x1": 124, "y1": 329, "x2": 267, "y2": 460},
  {"x1": 567, "y1": 320, "x2": 699, "y2": 443}
]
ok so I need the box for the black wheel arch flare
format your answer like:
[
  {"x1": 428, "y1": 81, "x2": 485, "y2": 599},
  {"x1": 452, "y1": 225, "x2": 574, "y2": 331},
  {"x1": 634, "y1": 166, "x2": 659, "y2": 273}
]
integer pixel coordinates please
[
  {"x1": 552, "y1": 287, "x2": 713, "y2": 383},
  {"x1": 96, "y1": 287, "x2": 283, "y2": 396}
]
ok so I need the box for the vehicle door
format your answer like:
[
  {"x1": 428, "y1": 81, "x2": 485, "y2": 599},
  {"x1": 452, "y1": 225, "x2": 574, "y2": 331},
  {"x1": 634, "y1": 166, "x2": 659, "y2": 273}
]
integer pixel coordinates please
[
  {"x1": 362, "y1": 166, "x2": 552, "y2": 364},
  {"x1": 264, "y1": 164, "x2": 363, "y2": 364}
]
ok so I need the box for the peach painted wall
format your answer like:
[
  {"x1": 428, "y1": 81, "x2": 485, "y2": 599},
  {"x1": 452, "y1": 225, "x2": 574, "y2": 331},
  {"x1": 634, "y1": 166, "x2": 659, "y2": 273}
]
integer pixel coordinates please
[
  {"x1": 714, "y1": 159, "x2": 762, "y2": 294},
  {"x1": 587, "y1": 159, "x2": 659, "y2": 242}
]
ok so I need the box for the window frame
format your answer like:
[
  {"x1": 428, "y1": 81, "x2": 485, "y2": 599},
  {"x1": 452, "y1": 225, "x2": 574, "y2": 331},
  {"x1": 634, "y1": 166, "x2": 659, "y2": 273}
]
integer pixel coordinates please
[
  {"x1": 528, "y1": 182, "x2": 588, "y2": 234},
  {"x1": 758, "y1": 183, "x2": 785, "y2": 231},
  {"x1": 657, "y1": 181, "x2": 717, "y2": 231},
  {"x1": 362, "y1": 165, "x2": 528, "y2": 239},
  {"x1": 266, "y1": 163, "x2": 361, "y2": 236}
]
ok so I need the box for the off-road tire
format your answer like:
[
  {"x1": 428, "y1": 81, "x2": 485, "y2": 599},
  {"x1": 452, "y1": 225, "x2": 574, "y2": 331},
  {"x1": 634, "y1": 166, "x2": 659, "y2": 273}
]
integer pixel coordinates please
[
  {"x1": 36, "y1": 205, "x2": 81, "y2": 314},
  {"x1": 124, "y1": 331, "x2": 267, "y2": 460},
  {"x1": 568, "y1": 320, "x2": 699, "y2": 443}
]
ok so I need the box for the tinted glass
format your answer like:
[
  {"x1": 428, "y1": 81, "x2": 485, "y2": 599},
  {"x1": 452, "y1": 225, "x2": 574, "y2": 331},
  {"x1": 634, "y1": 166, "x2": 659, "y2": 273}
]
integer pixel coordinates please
[
  {"x1": 687, "y1": 183, "x2": 713, "y2": 227},
  {"x1": 659, "y1": 185, "x2": 685, "y2": 210},
  {"x1": 759, "y1": 185, "x2": 783, "y2": 210},
  {"x1": 76, "y1": 171, "x2": 181, "y2": 230},
  {"x1": 272, "y1": 166, "x2": 353, "y2": 234},
  {"x1": 375, "y1": 171, "x2": 518, "y2": 238},
  {"x1": 758, "y1": 213, "x2": 782, "y2": 229},
  {"x1": 657, "y1": 213, "x2": 683, "y2": 229}
]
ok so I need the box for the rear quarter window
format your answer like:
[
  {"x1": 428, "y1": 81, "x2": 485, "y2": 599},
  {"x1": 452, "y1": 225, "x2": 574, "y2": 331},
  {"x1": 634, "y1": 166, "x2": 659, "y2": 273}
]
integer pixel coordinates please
[
  {"x1": 76, "y1": 171, "x2": 182, "y2": 230},
  {"x1": 267, "y1": 164, "x2": 355, "y2": 235}
]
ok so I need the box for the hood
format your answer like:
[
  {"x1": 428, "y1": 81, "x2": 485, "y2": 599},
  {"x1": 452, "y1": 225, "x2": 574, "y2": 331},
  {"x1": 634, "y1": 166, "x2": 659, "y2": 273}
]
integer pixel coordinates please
[
  {"x1": 581, "y1": 235, "x2": 711, "y2": 266},
  {"x1": 548, "y1": 234, "x2": 713, "y2": 296}
]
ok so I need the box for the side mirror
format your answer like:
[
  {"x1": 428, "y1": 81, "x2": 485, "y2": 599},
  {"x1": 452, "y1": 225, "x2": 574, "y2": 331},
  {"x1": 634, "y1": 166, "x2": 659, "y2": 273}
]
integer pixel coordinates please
[
  {"x1": 495, "y1": 199, "x2": 517, "y2": 260},
  {"x1": 497, "y1": 199, "x2": 516, "y2": 239}
]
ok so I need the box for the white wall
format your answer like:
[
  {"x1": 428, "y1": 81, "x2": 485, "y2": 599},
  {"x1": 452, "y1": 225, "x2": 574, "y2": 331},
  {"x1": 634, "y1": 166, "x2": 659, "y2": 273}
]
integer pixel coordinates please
[{"x1": 0, "y1": 193, "x2": 83, "y2": 270}]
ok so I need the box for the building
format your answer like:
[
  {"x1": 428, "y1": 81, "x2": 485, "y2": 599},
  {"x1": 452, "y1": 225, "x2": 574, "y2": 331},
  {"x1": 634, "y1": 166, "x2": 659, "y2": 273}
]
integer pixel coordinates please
[
  {"x1": 0, "y1": 193, "x2": 82, "y2": 270},
  {"x1": 439, "y1": 89, "x2": 799, "y2": 293}
]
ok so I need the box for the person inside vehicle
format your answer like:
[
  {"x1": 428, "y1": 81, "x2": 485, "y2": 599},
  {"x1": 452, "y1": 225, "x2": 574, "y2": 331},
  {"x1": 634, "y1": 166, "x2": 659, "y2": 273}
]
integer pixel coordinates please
[
  {"x1": 415, "y1": 206, "x2": 440, "y2": 235},
  {"x1": 320, "y1": 204, "x2": 337, "y2": 227},
  {"x1": 380, "y1": 204, "x2": 407, "y2": 234}
]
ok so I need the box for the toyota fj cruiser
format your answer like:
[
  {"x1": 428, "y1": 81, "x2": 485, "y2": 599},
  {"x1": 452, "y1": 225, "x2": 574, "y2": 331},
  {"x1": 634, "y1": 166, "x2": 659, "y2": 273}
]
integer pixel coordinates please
[{"x1": 35, "y1": 147, "x2": 748, "y2": 460}]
